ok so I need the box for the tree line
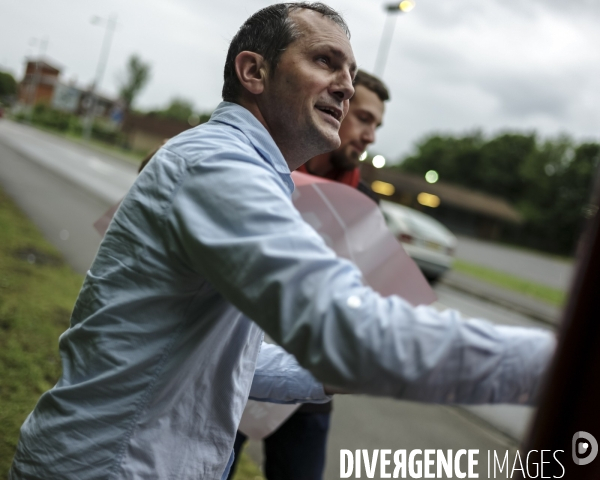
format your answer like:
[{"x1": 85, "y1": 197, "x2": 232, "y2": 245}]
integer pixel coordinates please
[
  {"x1": 119, "y1": 55, "x2": 210, "y2": 124},
  {"x1": 394, "y1": 132, "x2": 600, "y2": 255}
]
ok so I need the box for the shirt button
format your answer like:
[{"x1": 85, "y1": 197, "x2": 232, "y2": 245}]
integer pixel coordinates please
[{"x1": 347, "y1": 296, "x2": 362, "y2": 308}]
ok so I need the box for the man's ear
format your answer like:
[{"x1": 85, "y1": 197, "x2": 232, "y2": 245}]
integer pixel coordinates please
[{"x1": 234, "y1": 51, "x2": 267, "y2": 96}]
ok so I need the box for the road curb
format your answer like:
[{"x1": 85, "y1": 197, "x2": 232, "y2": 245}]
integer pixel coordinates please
[{"x1": 440, "y1": 271, "x2": 561, "y2": 327}]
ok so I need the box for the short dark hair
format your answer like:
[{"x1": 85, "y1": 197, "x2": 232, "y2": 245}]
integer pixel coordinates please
[
  {"x1": 353, "y1": 70, "x2": 390, "y2": 102},
  {"x1": 222, "y1": 2, "x2": 350, "y2": 102}
]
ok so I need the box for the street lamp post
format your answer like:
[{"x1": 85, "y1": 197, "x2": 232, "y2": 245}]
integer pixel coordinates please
[
  {"x1": 83, "y1": 13, "x2": 117, "y2": 141},
  {"x1": 373, "y1": 1, "x2": 415, "y2": 78}
]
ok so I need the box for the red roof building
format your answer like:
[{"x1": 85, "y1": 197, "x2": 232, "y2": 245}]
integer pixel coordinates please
[{"x1": 18, "y1": 58, "x2": 61, "y2": 106}]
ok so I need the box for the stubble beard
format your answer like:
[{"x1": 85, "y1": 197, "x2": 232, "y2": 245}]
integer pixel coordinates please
[
  {"x1": 304, "y1": 117, "x2": 340, "y2": 158},
  {"x1": 284, "y1": 114, "x2": 341, "y2": 167},
  {"x1": 330, "y1": 145, "x2": 359, "y2": 172},
  {"x1": 265, "y1": 97, "x2": 341, "y2": 169}
]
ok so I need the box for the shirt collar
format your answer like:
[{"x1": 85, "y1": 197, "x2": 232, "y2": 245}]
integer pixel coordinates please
[{"x1": 210, "y1": 102, "x2": 292, "y2": 179}]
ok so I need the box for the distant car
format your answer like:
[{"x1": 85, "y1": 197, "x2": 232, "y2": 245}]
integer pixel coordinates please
[{"x1": 380, "y1": 200, "x2": 457, "y2": 282}]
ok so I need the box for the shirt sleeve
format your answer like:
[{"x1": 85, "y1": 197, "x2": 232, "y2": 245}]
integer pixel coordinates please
[
  {"x1": 164, "y1": 148, "x2": 555, "y2": 406},
  {"x1": 249, "y1": 341, "x2": 330, "y2": 404}
]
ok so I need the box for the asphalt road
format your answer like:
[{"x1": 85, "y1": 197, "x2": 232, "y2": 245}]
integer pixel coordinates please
[
  {"x1": 455, "y1": 235, "x2": 573, "y2": 291},
  {"x1": 0, "y1": 120, "x2": 556, "y2": 479},
  {"x1": 0, "y1": 120, "x2": 136, "y2": 273}
]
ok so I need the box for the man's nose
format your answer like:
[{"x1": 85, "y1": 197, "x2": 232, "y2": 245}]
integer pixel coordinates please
[
  {"x1": 331, "y1": 70, "x2": 355, "y2": 102},
  {"x1": 362, "y1": 125, "x2": 376, "y2": 145}
]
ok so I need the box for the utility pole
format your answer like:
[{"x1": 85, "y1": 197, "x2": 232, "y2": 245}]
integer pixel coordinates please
[{"x1": 83, "y1": 13, "x2": 117, "y2": 141}]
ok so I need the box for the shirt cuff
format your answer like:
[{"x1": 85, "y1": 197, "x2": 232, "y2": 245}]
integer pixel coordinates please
[{"x1": 498, "y1": 325, "x2": 556, "y2": 405}]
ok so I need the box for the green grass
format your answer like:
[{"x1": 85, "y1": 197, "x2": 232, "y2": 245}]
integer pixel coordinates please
[
  {"x1": 230, "y1": 448, "x2": 265, "y2": 480},
  {"x1": 0, "y1": 186, "x2": 263, "y2": 479},
  {"x1": 453, "y1": 259, "x2": 566, "y2": 307},
  {"x1": 0, "y1": 187, "x2": 82, "y2": 474}
]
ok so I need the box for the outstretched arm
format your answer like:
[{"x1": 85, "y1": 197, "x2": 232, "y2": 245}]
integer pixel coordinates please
[{"x1": 166, "y1": 146, "x2": 555, "y2": 405}]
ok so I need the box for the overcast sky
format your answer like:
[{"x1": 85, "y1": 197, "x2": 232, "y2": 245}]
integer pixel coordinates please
[{"x1": 2, "y1": 0, "x2": 599, "y2": 163}]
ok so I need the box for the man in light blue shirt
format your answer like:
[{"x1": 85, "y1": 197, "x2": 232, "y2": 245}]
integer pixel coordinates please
[{"x1": 10, "y1": 3, "x2": 554, "y2": 480}]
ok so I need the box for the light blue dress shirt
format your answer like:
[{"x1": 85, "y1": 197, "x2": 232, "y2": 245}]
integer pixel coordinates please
[{"x1": 11, "y1": 102, "x2": 554, "y2": 480}]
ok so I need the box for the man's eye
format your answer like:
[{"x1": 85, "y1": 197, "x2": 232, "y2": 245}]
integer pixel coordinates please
[{"x1": 317, "y1": 56, "x2": 329, "y2": 66}]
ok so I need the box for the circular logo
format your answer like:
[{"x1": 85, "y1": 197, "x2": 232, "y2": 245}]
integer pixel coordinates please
[{"x1": 572, "y1": 431, "x2": 598, "y2": 466}]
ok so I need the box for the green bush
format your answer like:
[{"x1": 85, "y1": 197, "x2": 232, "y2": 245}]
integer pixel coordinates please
[
  {"x1": 13, "y1": 110, "x2": 27, "y2": 122},
  {"x1": 91, "y1": 120, "x2": 123, "y2": 145},
  {"x1": 31, "y1": 104, "x2": 72, "y2": 132},
  {"x1": 69, "y1": 116, "x2": 83, "y2": 135},
  {"x1": 14, "y1": 104, "x2": 129, "y2": 149}
]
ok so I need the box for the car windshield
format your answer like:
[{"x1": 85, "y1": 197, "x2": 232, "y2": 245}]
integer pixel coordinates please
[{"x1": 381, "y1": 201, "x2": 453, "y2": 241}]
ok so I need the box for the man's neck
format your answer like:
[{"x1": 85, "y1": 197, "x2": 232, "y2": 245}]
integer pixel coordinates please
[
  {"x1": 305, "y1": 153, "x2": 334, "y2": 176},
  {"x1": 235, "y1": 95, "x2": 313, "y2": 171},
  {"x1": 233, "y1": 97, "x2": 270, "y2": 134}
]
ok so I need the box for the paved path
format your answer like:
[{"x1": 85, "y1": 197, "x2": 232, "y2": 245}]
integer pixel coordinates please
[{"x1": 455, "y1": 235, "x2": 574, "y2": 290}]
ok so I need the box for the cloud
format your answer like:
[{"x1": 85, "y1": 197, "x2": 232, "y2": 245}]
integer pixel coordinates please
[
  {"x1": 1, "y1": 0, "x2": 599, "y2": 160},
  {"x1": 527, "y1": 0, "x2": 600, "y2": 19},
  {"x1": 481, "y1": 74, "x2": 572, "y2": 118}
]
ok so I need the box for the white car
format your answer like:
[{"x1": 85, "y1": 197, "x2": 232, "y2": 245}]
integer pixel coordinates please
[{"x1": 380, "y1": 200, "x2": 457, "y2": 282}]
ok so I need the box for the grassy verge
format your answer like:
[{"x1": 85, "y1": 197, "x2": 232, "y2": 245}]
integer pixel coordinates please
[
  {"x1": 0, "y1": 186, "x2": 82, "y2": 474},
  {"x1": 453, "y1": 259, "x2": 566, "y2": 307},
  {"x1": 0, "y1": 186, "x2": 263, "y2": 479}
]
